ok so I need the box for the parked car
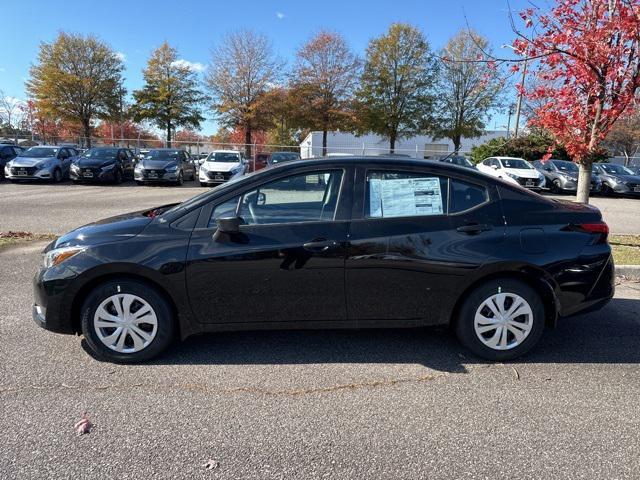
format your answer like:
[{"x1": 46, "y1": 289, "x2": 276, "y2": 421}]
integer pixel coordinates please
[
  {"x1": 592, "y1": 163, "x2": 640, "y2": 196},
  {"x1": 533, "y1": 159, "x2": 602, "y2": 194},
  {"x1": 378, "y1": 153, "x2": 412, "y2": 158},
  {"x1": 4, "y1": 145, "x2": 77, "y2": 182},
  {"x1": 134, "y1": 148, "x2": 196, "y2": 185},
  {"x1": 252, "y1": 152, "x2": 271, "y2": 172},
  {"x1": 0, "y1": 144, "x2": 23, "y2": 180},
  {"x1": 476, "y1": 156, "x2": 546, "y2": 190},
  {"x1": 439, "y1": 155, "x2": 475, "y2": 169},
  {"x1": 33, "y1": 156, "x2": 614, "y2": 363},
  {"x1": 71, "y1": 147, "x2": 135, "y2": 184},
  {"x1": 268, "y1": 151, "x2": 302, "y2": 165},
  {"x1": 626, "y1": 165, "x2": 640, "y2": 175},
  {"x1": 198, "y1": 150, "x2": 247, "y2": 186}
]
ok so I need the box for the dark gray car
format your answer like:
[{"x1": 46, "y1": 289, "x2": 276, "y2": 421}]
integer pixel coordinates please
[
  {"x1": 592, "y1": 163, "x2": 640, "y2": 197},
  {"x1": 0, "y1": 144, "x2": 23, "y2": 179},
  {"x1": 4, "y1": 145, "x2": 77, "y2": 182},
  {"x1": 533, "y1": 159, "x2": 602, "y2": 194},
  {"x1": 134, "y1": 148, "x2": 197, "y2": 186}
]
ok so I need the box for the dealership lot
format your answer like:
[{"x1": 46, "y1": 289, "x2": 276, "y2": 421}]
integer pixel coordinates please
[
  {"x1": 0, "y1": 179, "x2": 639, "y2": 478},
  {"x1": 1, "y1": 240, "x2": 639, "y2": 478},
  {"x1": 0, "y1": 180, "x2": 639, "y2": 235}
]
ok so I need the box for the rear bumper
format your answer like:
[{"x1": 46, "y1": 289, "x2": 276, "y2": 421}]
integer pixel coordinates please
[{"x1": 559, "y1": 254, "x2": 615, "y2": 318}]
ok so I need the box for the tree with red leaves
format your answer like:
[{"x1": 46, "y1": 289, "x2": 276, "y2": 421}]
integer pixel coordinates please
[{"x1": 513, "y1": 0, "x2": 640, "y2": 203}]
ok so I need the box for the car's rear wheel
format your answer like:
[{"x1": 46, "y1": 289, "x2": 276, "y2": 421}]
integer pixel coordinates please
[
  {"x1": 455, "y1": 279, "x2": 545, "y2": 361},
  {"x1": 80, "y1": 279, "x2": 175, "y2": 363}
]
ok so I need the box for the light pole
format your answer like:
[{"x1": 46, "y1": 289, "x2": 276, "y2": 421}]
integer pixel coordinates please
[{"x1": 502, "y1": 44, "x2": 528, "y2": 138}]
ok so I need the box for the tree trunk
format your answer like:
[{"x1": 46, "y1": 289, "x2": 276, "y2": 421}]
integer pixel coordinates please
[
  {"x1": 576, "y1": 161, "x2": 592, "y2": 204},
  {"x1": 452, "y1": 135, "x2": 461, "y2": 153},
  {"x1": 322, "y1": 129, "x2": 328, "y2": 157},
  {"x1": 389, "y1": 134, "x2": 396, "y2": 154},
  {"x1": 83, "y1": 120, "x2": 92, "y2": 148},
  {"x1": 166, "y1": 121, "x2": 172, "y2": 148},
  {"x1": 244, "y1": 128, "x2": 252, "y2": 159}
]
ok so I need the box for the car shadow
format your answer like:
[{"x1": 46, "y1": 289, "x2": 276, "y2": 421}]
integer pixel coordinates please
[{"x1": 79, "y1": 297, "x2": 638, "y2": 372}]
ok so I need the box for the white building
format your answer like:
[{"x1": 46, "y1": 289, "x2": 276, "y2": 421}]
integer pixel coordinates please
[{"x1": 299, "y1": 130, "x2": 508, "y2": 159}]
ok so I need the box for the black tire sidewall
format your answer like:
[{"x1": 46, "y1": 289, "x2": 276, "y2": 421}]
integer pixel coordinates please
[
  {"x1": 455, "y1": 279, "x2": 545, "y2": 361},
  {"x1": 80, "y1": 279, "x2": 175, "y2": 363}
]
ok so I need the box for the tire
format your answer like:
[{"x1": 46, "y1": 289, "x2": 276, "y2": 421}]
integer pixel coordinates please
[
  {"x1": 80, "y1": 279, "x2": 175, "y2": 363},
  {"x1": 114, "y1": 169, "x2": 123, "y2": 184},
  {"x1": 136, "y1": 181, "x2": 145, "y2": 186},
  {"x1": 455, "y1": 278, "x2": 545, "y2": 361},
  {"x1": 551, "y1": 179, "x2": 562, "y2": 194},
  {"x1": 52, "y1": 168, "x2": 62, "y2": 183},
  {"x1": 200, "y1": 182, "x2": 208, "y2": 187},
  {"x1": 175, "y1": 171, "x2": 184, "y2": 186},
  {"x1": 601, "y1": 183, "x2": 614, "y2": 197}
]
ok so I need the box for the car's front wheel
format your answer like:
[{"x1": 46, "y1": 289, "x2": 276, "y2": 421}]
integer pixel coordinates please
[
  {"x1": 455, "y1": 279, "x2": 545, "y2": 361},
  {"x1": 52, "y1": 168, "x2": 62, "y2": 183},
  {"x1": 80, "y1": 279, "x2": 175, "y2": 363}
]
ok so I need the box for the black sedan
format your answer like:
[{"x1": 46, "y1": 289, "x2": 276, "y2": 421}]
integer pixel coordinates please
[
  {"x1": 71, "y1": 147, "x2": 135, "y2": 183},
  {"x1": 33, "y1": 157, "x2": 614, "y2": 363}
]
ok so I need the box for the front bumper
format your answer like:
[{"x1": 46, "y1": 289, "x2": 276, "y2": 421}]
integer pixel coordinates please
[
  {"x1": 71, "y1": 167, "x2": 117, "y2": 182},
  {"x1": 6, "y1": 166, "x2": 55, "y2": 181},
  {"x1": 32, "y1": 267, "x2": 76, "y2": 334},
  {"x1": 199, "y1": 170, "x2": 235, "y2": 184},
  {"x1": 134, "y1": 169, "x2": 180, "y2": 183}
]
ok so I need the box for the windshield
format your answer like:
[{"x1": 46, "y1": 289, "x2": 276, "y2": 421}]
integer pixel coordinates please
[
  {"x1": 552, "y1": 160, "x2": 578, "y2": 172},
  {"x1": 81, "y1": 148, "x2": 119, "y2": 159},
  {"x1": 270, "y1": 152, "x2": 300, "y2": 163},
  {"x1": 208, "y1": 152, "x2": 241, "y2": 163},
  {"x1": 599, "y1": 163, "x2": 633, "y2": 175},
  {"x1": 501, "y1": 159, "x2": 531, "y2": 169},
  {"x1": 22, "y1": 147, "x2": 57, "y2": 158},
  {"x1": 452, "y1": 157, "x2": 473, "y2": 167},
  {"x1": 146, "y1": 150, "x2": 181, "y2": 160}
]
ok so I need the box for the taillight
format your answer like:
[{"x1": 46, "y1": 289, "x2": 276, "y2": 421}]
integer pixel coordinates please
[{"x1": 564, "y1": 222, "x2": 609, "y2": 244}]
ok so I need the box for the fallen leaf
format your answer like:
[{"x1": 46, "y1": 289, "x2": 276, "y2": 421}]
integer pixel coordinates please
[
  {"x1": 74, "y1": 412, "x2": 92, "y2": 436},
  {"x1": 203, "y1": 459, "x2": 220, "y2": 470}
]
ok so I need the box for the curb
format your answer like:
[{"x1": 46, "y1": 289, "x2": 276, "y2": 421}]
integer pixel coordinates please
[{"x1": 615, "y1": 265, "x2": 640, "y2": 280}]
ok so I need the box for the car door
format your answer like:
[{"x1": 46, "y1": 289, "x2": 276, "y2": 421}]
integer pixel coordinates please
[
  {"x1": 186, "y1": 167, "x2": 353, "y2": 325},
  {"x1": 345, "y1": 165, "x2": 505, "y2": 326}
]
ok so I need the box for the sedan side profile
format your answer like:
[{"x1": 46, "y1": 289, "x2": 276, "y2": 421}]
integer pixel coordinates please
[
  {"x1": 33, "y1": 157, "x2": 614, "y2": 363},
  {"x1": 5, "y1": 146, "x2": 77, "y2": 182},
  {"x1": 477, "y1": 156, "x2": 546, "y2": 190}
]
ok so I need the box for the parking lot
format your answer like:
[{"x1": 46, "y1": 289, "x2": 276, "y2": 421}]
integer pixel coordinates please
[{"x1": 1, "y1": 180, "x2": 640, "y2": 479}]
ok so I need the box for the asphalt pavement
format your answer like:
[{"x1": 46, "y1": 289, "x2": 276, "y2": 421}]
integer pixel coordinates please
[
  {"x1": 0, "y1": 180, "x2": 639, "y2": 235},
  {"x1": 1, "y1": 240, "x2": 640, "y2": 479}
]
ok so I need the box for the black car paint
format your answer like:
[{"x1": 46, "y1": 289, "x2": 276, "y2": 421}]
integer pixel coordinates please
[
  {"x1": 33, "y1": 158, "x2": 614, "y2": 341},
  {"x1": 0, "y1": 144, "x2": 22, "y2": 178},
  {"x1": 71, "y1": 148, "x2": 135, "y2": 182}
]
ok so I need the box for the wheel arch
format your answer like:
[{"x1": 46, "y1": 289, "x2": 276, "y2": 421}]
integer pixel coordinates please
[
  {"x1": 70, "y1": 272, "x2": 181, "y2": 337},
  {"x1": 449, "y1": 268, "x2": 559, "y2": 330}
]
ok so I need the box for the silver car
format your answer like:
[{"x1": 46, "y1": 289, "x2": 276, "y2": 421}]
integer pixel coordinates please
[{"x1": 4, "y1": 145, "x2": 77, "y2": 182}]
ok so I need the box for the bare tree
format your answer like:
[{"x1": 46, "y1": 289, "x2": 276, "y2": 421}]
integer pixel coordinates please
[
  {"x1": 0, "y1": 90, "x2": 25, "y2": 144},
  {"x1": 207, "y1": 30, "x2": 282, "y2": 158}
]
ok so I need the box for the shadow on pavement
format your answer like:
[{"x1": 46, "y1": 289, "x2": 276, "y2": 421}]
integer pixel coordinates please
[{"x1": 78, "y1": 296, "x2": 638, "y2": 372}]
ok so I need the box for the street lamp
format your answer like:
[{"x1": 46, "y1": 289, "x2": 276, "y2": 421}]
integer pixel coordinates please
[{"x1": 502, "y1": 44, "x2": 528, "y2": 138}]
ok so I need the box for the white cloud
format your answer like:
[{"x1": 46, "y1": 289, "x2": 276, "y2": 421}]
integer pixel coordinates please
[
  {"x1": 115, "y1": 52, "x2": 126, "y2": 62},
  {"x1": 276, "y1": 12, "x2": 285, "y2": 19},
  {"x1": 171, "y1": 59, "x2": 206, "y2": 72}
]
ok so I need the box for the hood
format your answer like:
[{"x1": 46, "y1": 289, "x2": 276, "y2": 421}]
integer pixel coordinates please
[
  {"x1": 607, "y1": 174, "x2": 640, "y2": 183},
  {"x1": 203, "y1": 161, "x2": 240, "y2": 172},
  {"x1": 12, "y1": 156, "x2": 57, "y2": 167},
  {"x1": 51, "y1": 208, "x2": 161, "y2": 249},
  {"x1": 504, "y1": 168, "x2": 540, "y2": 179},
  {"x1": 75, "y1": 157, "x2": 116, "y2": 168},
  {"x1": 140, "y1": 160, "x2": 178, "y2": 170}
]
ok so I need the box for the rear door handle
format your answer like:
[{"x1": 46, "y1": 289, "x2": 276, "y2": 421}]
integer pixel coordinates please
[
  {"x1": 456, "y1": 224, "x2": 493, "y2": 234},
  {"x1": 303, "y1": 239, "x2": 338, "y2": 252}
]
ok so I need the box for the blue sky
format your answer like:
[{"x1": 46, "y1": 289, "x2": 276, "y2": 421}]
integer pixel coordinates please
[{"x1": 0, "y1": 0, "x2": 533, "y2": 135}]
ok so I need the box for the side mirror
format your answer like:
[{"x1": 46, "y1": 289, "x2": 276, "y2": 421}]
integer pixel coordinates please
[
  {"x1": 216, "y1": 216, "x2": 241, "y2": 234},
  {"x1": 491, "y1": 164, "x2": 498, "y2": 170}
]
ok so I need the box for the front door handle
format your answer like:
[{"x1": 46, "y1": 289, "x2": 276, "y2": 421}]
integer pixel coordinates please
[
  {"x1": 303, "y1": 239, "x2": 338, "y2": 252},
  {"x1": 456, "y1": 223, "x2": 493, "y2": 235}
]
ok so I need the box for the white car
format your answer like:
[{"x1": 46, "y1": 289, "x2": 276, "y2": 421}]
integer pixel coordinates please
[
  {"x1": 198, "y1": 150, "x2": 247, "y2": 187},
  {"x1": 476, "y1": 156, "x2": 546, "y2": 190}
]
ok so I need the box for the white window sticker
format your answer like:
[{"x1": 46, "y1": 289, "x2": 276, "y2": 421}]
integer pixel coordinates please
[{"x1": 370, "y1": 177, "x2": 443, "y2": 218}]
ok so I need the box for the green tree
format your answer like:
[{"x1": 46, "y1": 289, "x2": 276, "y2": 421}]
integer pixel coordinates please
[
  {"x1": 355, "y1": 23, "x2": 438, "y2": 153},
  {"x1": 26, "y1": 32, "x2": 124, "y2": 147},
  {"x1": 132, "y1": 42, "x2": 206, "y2": 147},
  {"x1": 207, "y1": 30, "x2": 282, "y2": 158},
  {"x1": 469, "y1": 129, "x2": 573, "y2": 164},
  {"x1": 291, "y1": 31, "x2": 360, "y2": 155},
  {"x1": 432, "y1": 30, "x2": 504, "y2": 151}
]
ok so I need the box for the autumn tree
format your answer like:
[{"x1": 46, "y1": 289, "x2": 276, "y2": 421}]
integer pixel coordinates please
[
  {"x1": 433, "y1": 30, "x2": 504, "y2": 151},
  {"x1": 604, "y1": 112, "x2": 640, "y2": 165},
  {"x1": 291, "y1": 31, "x2": 360, "y2": 155},
  {"x1": 132, "y1": 42, "x2": 206, "y2": 147},
  {"x1": 207, "y1": 30, "x2": 282, "y2": 158},
  {"x1": 515, "y1": 0, "x2": 640, "y2": 203},
  {"x1": 26, "y1": 32, "x2": 124, "y2": 147},
  {"x1": 355, "y1": 24, "x2": 438, "y2": 153},
  {"x1": 259, "y1": 87, "x2": 302, "y2": 146}
]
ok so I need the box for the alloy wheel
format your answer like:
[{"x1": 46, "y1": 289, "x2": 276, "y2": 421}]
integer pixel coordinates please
[
  {"x1": 473, "y1": 292, "x2": 533, "y2": 351},
  {"x1": 93, "y1": 293, "x2": 158, "y2": 353}
]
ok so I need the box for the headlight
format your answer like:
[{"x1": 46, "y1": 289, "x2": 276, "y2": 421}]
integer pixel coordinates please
[
  {"x1": 165, "y1": 165, "x2": 178, "y2": 172},
  {"x1": 200, "y1": 162, "x2": 209, "y2": 171},
  {"x1": 43, "y1": 246, "x2": 85, "y2": 268},
  {"x1": 71, "y1": 164, "x2": 80, "y2": 172},
  {"x1": 135, "y1": 165, "x2": 143, "y2": 172},
  {"x1": 101, "y1": 163, "x2": 115, "y2": 171},
  {"x1": 505, "y1": 172, "x2": 519, "y2": 179},
  {"x1": 35, "y1": 162, "x2": 46, "y2": 170}
]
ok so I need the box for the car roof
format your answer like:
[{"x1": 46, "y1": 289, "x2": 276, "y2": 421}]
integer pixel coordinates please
[
  {"x1": 494, "y1": 156, "x2": 526, "y2": 160},
  {"x1": 29, "y1": 145, "x2": 59, "y2": 149},
  {"x1": 210, "y1": 150, "x2": 241, "y2": 154}
]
